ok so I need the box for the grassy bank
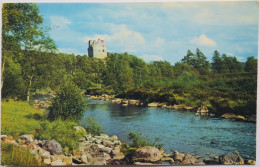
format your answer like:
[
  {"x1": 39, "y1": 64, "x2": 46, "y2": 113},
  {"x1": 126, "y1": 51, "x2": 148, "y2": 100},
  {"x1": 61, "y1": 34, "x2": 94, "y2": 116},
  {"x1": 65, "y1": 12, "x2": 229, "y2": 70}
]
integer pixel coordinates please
[{"x1": 1, "y1": 100, "x2": 45, "y2": 137}]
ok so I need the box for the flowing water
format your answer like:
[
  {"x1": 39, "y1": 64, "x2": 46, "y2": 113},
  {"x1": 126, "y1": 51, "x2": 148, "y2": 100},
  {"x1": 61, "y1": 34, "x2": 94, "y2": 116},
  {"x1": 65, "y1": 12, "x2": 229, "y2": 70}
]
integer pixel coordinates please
[{"x1": 83, "y1": 100, "x2": 256, "y2": 160}]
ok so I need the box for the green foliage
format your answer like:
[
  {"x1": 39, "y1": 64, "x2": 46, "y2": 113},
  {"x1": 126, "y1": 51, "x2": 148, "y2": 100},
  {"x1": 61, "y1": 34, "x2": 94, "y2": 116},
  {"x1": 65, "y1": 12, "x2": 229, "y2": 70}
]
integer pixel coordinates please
[
  {"x1": 245, "y1": 56, "x2": 257, "y2": 73},
  {"x1": 1, "y1": 100, "x2": 44, "y2": 137},
  {"x1": 128, "y1": 131, "x2": 163, "y2": 149},
  {"x1": 81, "y1": 115, "x2": 103, "y2": 136},
  {"x1": 38, "y1": 119, "x2": 86, "y2": 150},
  {"x1": 1, "y1": 143, "x2": 42, "y2": 166},
  {"x1": 48, "y1": 81, "x2": 87, "y2": 122}
]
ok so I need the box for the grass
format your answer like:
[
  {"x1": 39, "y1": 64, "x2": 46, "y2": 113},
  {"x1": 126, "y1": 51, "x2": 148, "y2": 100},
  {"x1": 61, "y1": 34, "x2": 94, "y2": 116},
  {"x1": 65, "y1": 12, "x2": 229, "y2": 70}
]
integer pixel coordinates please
[
  {"x1": 1, "y1": 143, "x2": 42, "y2": 166},
  {"x1": 1, "y1": 100, "x2": 44, "y2": 137}
]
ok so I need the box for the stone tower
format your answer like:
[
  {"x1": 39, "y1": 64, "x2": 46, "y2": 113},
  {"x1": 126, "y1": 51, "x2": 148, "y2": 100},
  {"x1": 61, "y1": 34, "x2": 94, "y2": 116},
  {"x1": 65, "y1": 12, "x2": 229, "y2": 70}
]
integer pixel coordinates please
[{"x1": 88, "y1": 39, "x2": 107, "y2": 59}]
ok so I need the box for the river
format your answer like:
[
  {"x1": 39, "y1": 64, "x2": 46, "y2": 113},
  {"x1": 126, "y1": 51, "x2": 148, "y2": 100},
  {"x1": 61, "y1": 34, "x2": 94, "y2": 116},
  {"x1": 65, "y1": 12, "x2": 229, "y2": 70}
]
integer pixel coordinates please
[{"x1": 83, "y1": 99, "x2": 256, "y2": 160}]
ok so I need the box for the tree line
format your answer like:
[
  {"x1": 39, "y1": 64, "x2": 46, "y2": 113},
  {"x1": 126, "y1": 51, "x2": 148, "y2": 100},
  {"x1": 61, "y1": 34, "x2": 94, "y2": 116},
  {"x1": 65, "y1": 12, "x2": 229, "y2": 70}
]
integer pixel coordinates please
[{"x1": 2, "y1": 3, "x2": 257, "y2": 117}]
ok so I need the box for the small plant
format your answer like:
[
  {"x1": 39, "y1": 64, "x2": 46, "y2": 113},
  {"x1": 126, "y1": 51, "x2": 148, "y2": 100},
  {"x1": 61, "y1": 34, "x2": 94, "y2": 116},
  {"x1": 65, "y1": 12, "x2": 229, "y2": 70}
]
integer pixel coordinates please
[
  {"x1": 128, "y1": 131, "x2": 163, "y2": 149},
  {"x1": 1, "y1": 143, "x2": 42, "y2": 166},
  {"x1": 81, "y1": 115, "x2": 103, "y2": 136},
  {"x1": 37, "y1": 119, "x2": 86, "y2": 151}
]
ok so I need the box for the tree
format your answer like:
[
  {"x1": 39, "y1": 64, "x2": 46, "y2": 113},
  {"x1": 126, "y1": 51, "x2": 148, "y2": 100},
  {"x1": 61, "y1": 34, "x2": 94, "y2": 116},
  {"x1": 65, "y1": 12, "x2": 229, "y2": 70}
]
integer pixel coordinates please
[
  {"x1": 245, "y1": 56, "x2": 257, "y2": 73},
  {"x1": 47, "y1": 82, "x2": 87, "y2": 122},
  {"x1": 212, "y1": 50, "x2": 223, "y2": 73},
  {"x1": 181, "y1": 49, "x2": 209, "y2": 74},
  {"x1": 222, "y1": 54, "x2": 242, "y2": 73},
  {"x1": 2, "y1": 3, "x2": 57, "y2": 100}
]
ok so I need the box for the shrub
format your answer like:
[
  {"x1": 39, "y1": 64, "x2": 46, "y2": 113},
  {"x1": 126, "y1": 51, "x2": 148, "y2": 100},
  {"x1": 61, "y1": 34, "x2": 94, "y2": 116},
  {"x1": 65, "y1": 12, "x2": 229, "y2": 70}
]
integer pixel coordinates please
[
  {"x1": 1, "y1": 143, "x2": 42, "y2": 166},
  {"x1": 128, "y1": 131, "x2": 163, "y2": 149},
  {"x1": 37, "y1": 119, "x2": 86, "y2": 151},
  {"x1": 81, "y1": 115, "x2": 103, "y2": 136},
  {"x1": 47, "y1": 81, "x2": 87, "y2": 122}
]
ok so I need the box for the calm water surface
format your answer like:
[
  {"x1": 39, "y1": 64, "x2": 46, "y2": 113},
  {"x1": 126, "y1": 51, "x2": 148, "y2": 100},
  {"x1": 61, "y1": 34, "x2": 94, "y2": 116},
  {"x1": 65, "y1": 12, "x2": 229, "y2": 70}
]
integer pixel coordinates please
[{"x1": 83, "y1": 100, "x2": 256, "y2": 160}]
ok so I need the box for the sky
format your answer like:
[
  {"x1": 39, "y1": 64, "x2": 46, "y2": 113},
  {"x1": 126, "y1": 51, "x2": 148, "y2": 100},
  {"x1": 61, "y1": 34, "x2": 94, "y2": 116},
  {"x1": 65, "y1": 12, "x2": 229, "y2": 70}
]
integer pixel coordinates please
[{"x1": 37, "y1": 1, "x2": 259, "y2": 64}]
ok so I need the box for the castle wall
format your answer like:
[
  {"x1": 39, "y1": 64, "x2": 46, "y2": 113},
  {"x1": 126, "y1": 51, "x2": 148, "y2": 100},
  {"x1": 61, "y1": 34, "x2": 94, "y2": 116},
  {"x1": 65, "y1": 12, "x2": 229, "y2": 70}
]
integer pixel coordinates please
[{"x1": 88, "y1": 39, "x2": 107, "y2": 59}]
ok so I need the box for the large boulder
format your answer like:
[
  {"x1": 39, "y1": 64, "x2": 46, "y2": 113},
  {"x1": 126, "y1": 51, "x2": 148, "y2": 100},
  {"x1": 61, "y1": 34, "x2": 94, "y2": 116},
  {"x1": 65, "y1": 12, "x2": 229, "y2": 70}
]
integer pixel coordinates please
[
  {"x1": 172, "y1": 151, "x2": 185, "y2": 162},
  {"x1": 219, "y1": 150, "x2": 244, "y2": 165},
  {"x1": 18, "y1": 134, "x2": 34, "y2": 144},
  {"x1": 42, "y1": 140, "x2": 63, "y2": 155},
  {"x1": 134, "y1": 146, "x2": 163, "y2": 162},
  {"x1": 182, "y1": 153, "x2": 199, "y2": 164}
]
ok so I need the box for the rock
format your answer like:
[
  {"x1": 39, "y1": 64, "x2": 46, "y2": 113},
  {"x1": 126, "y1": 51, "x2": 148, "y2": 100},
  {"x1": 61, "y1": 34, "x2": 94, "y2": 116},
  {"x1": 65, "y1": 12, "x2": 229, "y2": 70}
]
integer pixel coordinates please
[
  {"x1": 97, "y1": 144, "x2": 105, "y2": 149},
  {"x1": 161, "y1": 157, "x2": 174, "y2": 164},
  {"x1": 41, "y1": 151, "x2": 51, "y2": 159},
  {"x1": 219, "y1": 150, "x2": 244, "y2": 165},
  {"x1": 173, "y1": 104, "x2": 186, "y2": 109},
  {"x1": 172, "y1": 151, "x2": 185, "y2": 162},
  {"x1": 221, "y1": 113, "x2": 237, "y2": 119},
  {"x1": 103, "y1": 140, "x2": 113, "y2": 147},
  {"x1": 62, "y1": 156, "x2": 73, "y2": 165},
  {"x1": 1, "y1": 135, "x2": 7, "y2": 142},
  {"x1": 109, "y1": 135, "x2": 118, "y2": 142},
  {"x1": 42, "y1": 139, "x2": 63, "y2": 155},
  {"x1": 129, "y1": 100, "x2": 139, "y2": 105},
  {"x1": 134, "y1": 146, "x2": 163, "y2": 162},
  {"x1": 148, "y1": 102, "x2": 158, "y2": 107},
  {"x1": 112, "y1": 147, "x2": 121, "y2": 155},
  {"x1": 102, "y1": 147, "x2": 113, "y2": 153},
  {"x1": 88, "y1": 157, "x2": 107, "y2": 165},
  {"x1": 43, "y1": 158, "x2": 51, "y2": 165},
  {"x1": 203, "y1": 159, "x2": 219, "y2": 164},
  {"x1": 51, "y1": 159, "x2": 64, "y2": 166},
  {"x1": 100, "y1": 134, "x2": 109, "y2": 138},
  {"x1": 113, "y1": 152, "x2": 125, "y2": 160},
  {"x1": 134, "y1": 162, "x2": 155, "y2": 165},
  {"x1": 19, "y1": 134, "x2": 34, "y2": 144},
  {"x1": 245, "y1": 160, "x2": 256, "y2": 165},
  {"x1": 236, "y1": 115, "x2": 246, "y2": 121},
  {"x1": 182, "y1": 153, "x2": 198, "y2": 164},
  {"x1": 197, "y1": 105, "x2": 208, "y2": 113},
  {"x1": 95, "y1": 139, "x2": 102, "y2": 144},
  {"x1": 210, "y1": 139, "x2": 217, "y2": 144}
]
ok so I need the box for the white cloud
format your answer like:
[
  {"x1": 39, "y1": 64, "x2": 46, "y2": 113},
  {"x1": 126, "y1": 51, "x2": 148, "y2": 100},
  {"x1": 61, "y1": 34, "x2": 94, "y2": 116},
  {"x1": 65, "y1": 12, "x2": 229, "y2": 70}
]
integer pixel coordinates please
[
  {"x1": 50, "y1": 16, "x2": 72, "y2": 28},
  {"x1": 140, "y1": 54, "x2": 164, "y2": 63},
  {"x1": 83, "y1": 24, "x2": 146, "y2": 53},
  {"x1": 190, "y1": 34, "x2": 216, "y2": 47}
]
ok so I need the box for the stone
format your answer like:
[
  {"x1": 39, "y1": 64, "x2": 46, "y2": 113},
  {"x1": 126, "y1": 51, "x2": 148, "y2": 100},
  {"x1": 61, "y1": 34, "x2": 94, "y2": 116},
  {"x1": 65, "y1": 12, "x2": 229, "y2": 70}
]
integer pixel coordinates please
[
  {"x1": 134, "y1": 146, "x2": 163, "y2": 162},
  {"x1": 148, "y1": 102, "x2": 158, "y2": 107},
  {"x1": 182, "y1": 153, "x2": 198, "y2": 164},
  {"x1": 210, "y1": 139, "x2": 217, "y2": 144},
  {"x1": 161, "y1": 157, "x2": 174, "y2": 164},
  {"x1": 103, "y1": 140, "x2": 113, "y2": 147},
  {"x1": 42, "y1": 139, "x2": 63, "y2": 155},
  {"x1": 1, "y1": 135, "x2": 7, "y2": 142},
  {"x1": 113, "y1": 152, "x2": 125, "y2": 160},
  {"x1": 41, "y1": 151, "x2": 51, "y2": 159},
  {"x1": 89, "y1": 157, "x2": 107, "y2": 165},
  {"x1": 97, "y1": 144, "x2": 105, "y2": 149},
  {"x1": 74, "y1": 126, "x2": 87, "y2": 135},
  {"x1": 95, "y1": 139, "x2": 102, "y2": 144},
  {"x1": 100, "y1": 134, "x2": 109, "y2": 138},
  {"x1": 135, "y1": 162, "x2": 155, "y2": 165},
  {"x1": 245, "y1": 160, "x2": 256, "y2": 165},
  {"x1": 62, "y1": 156, "x2": 73, "y2": 165},
  {"x1": 221, "y1": 113, "x2": 237, "y2": 119},
  {"x1": 172, "y1": 151, "x2": 185, "y2": 162},
  {"x1": 43, "y1": 158, "x2": 51, "y2": 165},
  {"x1": 236, "y1": 115, "x2": 246, "y2": 121},
  {"x1": 197, "y1": 105, "x2": 208, "y2": 113},
  {"x1": 51, "y1": 159, "x2": 64, "y2": 166},
  {"x1": 203, "y1": 159, "x2": 220, "y2": 164},
  {"x1": 110, "y1": 135, "x2": 118, "y2": 141},
  {"x1": 102, "y1": 147, "x2": 113, "y2": 153},
  {"x1": 219, "y1": 150, "x2": 244, "y2": 165},
  {"x1": 112, "y1": 147, "x2": 121, "y2": 155}
]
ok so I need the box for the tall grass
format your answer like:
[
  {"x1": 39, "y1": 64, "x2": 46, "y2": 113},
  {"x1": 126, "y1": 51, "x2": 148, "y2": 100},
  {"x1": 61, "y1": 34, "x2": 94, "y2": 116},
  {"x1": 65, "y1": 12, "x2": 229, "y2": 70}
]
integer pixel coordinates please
[
  {"x1": 1, "y1": 100, "x2": 44, "y2": 137},
  {"x1": 1, "y1": 143, "x2": 42, "y2": 166}
]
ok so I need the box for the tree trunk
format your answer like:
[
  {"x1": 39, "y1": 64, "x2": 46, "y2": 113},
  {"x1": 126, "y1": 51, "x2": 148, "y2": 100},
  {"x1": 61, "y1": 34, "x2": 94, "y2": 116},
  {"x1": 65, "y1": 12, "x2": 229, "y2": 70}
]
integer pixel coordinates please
[
  {"x1": 1, "y1": 57, "x2": 6, "y2": 91},
  {"x1": 27, "y1": 75, "x2": 33, "y2": 102}
]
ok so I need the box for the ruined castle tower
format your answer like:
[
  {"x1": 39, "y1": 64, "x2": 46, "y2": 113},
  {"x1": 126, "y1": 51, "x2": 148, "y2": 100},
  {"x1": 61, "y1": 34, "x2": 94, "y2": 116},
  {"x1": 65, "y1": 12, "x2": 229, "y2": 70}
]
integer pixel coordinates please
[{"x1": 88, "y1": 39, "x2": 107, "y2": 59}]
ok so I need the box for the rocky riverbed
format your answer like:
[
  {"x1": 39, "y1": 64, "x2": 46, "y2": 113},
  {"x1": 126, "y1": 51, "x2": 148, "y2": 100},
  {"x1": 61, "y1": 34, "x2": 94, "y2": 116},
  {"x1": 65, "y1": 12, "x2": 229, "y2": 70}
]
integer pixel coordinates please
[{"x1": 1, "y1": 131, "x2": 255, "y2": 166}]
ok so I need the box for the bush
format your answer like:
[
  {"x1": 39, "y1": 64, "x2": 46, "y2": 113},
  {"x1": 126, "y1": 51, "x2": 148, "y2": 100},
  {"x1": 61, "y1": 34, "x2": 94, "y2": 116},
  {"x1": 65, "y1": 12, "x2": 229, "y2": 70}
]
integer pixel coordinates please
[
  {"x1": 128, "y1": 131, "x2": 163, "y2": 149},
  {"x1": 81, "y1": 115, "x2": 103, "y2": 136},
  {"x1": 1, "y1": 143, "x2": 42, "y2": 166},
  {"x1": 48, "y1": 81, "x2": 87, "y2": 122},
  {"x1": 37, "y1": 119, "x2": 86, "y2": 151}
]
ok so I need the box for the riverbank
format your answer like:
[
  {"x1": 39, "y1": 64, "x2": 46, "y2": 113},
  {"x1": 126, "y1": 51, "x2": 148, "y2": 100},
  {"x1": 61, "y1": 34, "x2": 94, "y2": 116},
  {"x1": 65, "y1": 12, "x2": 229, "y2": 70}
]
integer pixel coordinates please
[
  {"x1": 88, "y1": 94, "x2": 256, "y2": 123},
  {"x1": 1, "y1": 132, "x2": 255, "y2": 165}
]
